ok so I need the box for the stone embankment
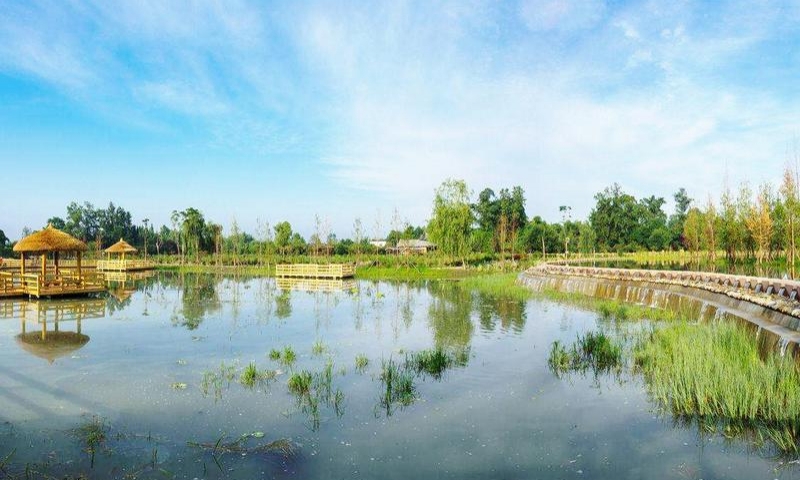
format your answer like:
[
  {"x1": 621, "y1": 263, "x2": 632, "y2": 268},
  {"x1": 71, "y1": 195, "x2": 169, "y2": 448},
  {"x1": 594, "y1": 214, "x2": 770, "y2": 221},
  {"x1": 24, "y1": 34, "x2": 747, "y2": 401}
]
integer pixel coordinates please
[{"x1": 522, "y1": 263, "x2": 800, "y2": 320}]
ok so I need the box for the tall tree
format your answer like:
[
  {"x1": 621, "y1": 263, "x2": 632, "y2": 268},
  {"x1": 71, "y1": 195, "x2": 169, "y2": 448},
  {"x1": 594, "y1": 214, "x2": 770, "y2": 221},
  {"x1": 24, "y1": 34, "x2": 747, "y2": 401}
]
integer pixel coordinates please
[
  {"x1": 274, "y1": 221, "x2": 292, "y2": 255},
  {"x1": 427, "y1": 179, "x2": 474, "y2": 265},
  {"x1": 781, "y1": 164, "x2": 800, "y2": 270},
  {"x1": 668, "y1": 188, "x2": 693, "y2": 249},
  {"x1": 745, "y1": 183, "x2": 773, "y2": 264},
  {"x1": 589, "y1": 183, "x2": 639, "y2": 251}
]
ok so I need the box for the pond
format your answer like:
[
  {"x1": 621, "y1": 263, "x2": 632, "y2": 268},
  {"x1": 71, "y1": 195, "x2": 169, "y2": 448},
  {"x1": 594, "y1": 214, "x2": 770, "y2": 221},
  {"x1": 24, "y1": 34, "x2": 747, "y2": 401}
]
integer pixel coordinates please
[{"x1": 0, "y1": 272, "x2": 796, "y2": 479}]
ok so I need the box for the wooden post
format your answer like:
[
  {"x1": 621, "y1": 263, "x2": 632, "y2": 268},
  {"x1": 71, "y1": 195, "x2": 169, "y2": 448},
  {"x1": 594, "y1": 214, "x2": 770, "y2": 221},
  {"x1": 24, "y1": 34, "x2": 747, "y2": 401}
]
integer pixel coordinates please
[
  {"x1": 54, "y1": 252, "x2": 60, "y2": 276},
  {"x1": 41, "y1": 253, "x2": 46, "y2": 286},
  {"x1": 77, "y1": 252, "x2": 82, "y2": 281},
  {"x1": 20, "y1": 252, "x2": 25, "y2": 275}
]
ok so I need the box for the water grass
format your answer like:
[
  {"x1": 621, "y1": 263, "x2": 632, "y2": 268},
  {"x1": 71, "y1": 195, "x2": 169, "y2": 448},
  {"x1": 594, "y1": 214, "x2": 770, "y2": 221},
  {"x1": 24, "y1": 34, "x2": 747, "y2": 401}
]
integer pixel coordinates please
[
  {"x1": 311, "y1": 340, "x2": 327, "y2": 356},
  {"x1": 201, "y1": 362, "x2": 237, "y2": 400},
  {"x1": 268, "y1": 348, "x2": 281, "y2": 360},
  {"x1": 239, "y1": 362, "x2": 276, "y2": 388},
  {"x1": 378, "y1": 358, "x2": 416, "y2": 416},
  {"x1": 355, "y1": 353, "x2": 369, "y2": 372},
  {"x1": 538, "y1": 287, "x2": 682, "y2": 323},
  {"x1": 288, "y1": 371, "x2": 313, "y2": 396},
  {"x1": 406, "y1": 347, "x2": 455, "y2": 378},
  {"x1": 634, "y1": 320, "x2": 800, "y2": 453},
  {"x1": 73, "y1": 416, "x2": 108, "y2": 467},
  {"x1": 188, "y1": 434, "x2": 298, "y2": 459},
  {"x1": 547, "y1": 331, "x2": 623, "y2": 377}
]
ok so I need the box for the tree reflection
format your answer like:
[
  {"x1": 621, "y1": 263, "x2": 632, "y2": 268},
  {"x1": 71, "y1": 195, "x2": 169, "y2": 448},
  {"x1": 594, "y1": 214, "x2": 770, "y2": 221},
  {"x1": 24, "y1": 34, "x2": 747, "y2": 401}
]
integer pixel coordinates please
[
  {"x1": 427, "y1": 282, "x2": 474, "y2": 353},
  {"x1": 175, "y1": 273, "x2": 221, "y2": 330}
]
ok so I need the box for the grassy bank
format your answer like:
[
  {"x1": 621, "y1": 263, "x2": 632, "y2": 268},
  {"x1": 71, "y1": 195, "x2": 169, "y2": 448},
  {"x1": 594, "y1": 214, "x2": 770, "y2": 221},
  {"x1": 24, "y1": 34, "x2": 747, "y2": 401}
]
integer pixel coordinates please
[{"x1": 457, "y1": 273, "x2": 533, "y2": 300}]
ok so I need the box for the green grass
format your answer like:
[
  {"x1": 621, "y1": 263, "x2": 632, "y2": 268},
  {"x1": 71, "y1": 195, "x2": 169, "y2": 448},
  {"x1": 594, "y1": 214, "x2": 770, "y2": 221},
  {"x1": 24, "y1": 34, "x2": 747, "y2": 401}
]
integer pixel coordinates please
[
  {"x1": 268, "y1": 348, "x2": 281, "y2": 360},
  {"x1": 311, "y1": 340, "x2": 327, "y2": 356},
  {"x1": 201, "y1": 361, "x2": 238, "y2": 400},
  {"x1": 635, "y1": 321, "x2": 800, "y2": 450},
  {"x1": 378, "y1": 358, "x2": 417, "y2": 416},
  {"x1": 287, "y1": 371, "x2": 313, "y2": 396},
  {"x1": 547, "y1": 331, "x2": 623, "y2": 377},
  {"x1": 457, "y1": 273, "x2": 533, "y2": 300},
  {"x1": 405, "y1": 347, "x2": 460, "y2": 378},
  {"x1": 355, "y1": 353, "x2": 369, "y2": 372},
  {"x1": 280, "y1": 346, "x2": 297, "y2": 368},
  {"x1": 239, "y1": 362, "x2": 276, "y2": 388}
]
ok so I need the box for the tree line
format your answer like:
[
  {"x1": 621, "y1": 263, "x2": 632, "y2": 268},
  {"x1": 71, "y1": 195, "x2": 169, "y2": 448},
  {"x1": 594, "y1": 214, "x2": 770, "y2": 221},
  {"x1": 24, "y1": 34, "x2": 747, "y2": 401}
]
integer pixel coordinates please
[{"x1": 1, "y1": 172, "x2": 794, "y2": 265}]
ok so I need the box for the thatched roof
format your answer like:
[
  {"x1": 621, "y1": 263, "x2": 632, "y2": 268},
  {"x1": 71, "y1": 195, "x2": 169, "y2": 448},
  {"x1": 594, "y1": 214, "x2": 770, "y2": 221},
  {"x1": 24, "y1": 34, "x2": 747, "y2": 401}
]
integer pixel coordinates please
[
  {"x1": 13, "y1": 225, "x2": 87, "y2": 253},
  {"x1": 16, "y1": 331, "x2": 90, "y2": 364},
  {"x1": 105, "y1": 238, "x2": 137, "y2": 254}
]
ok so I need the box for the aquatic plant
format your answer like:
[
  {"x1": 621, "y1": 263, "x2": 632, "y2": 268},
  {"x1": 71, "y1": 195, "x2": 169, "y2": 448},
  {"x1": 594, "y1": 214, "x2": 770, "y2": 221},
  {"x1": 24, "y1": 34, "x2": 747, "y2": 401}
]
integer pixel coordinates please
[
  {"x1": 355, "y1": 353, "x2": 369, "y2": 372},
  {"x1": 282, "y1": 346, "x2": 297, "y2": 368},
  {"x1": 201, "y1": 362, "x2": 237, "y2": 400},
  {"x1": 240, "y1": 362, "x2": 260, "y2": 388},
  {"x1": 406, "y1": 347, "x2": 453, "y2": 378},
  {"x1": 268, "y1": 348, "x2": 281, "y2": 360},
  {"x1": 288, "y1": 371, "x2": 313, "y2": 396},
  {"x1": 188, "y1": 434, "x2": 298, "y2": 459},
  {"x1": 378, "y1": 358, "x2": 416, "y2": 416},
  {"x1": 546, "y1": 331, "x2": 623, "y2": 377},
  {"x1": 73, "y1": 416, "x2": 108, "y2": 467},
  {"x1": 635, "y1": 320, "x2": 800, "y2": 453},
  {"x1": 311, "y1": 340, "x2": 327, "y2": 356}
]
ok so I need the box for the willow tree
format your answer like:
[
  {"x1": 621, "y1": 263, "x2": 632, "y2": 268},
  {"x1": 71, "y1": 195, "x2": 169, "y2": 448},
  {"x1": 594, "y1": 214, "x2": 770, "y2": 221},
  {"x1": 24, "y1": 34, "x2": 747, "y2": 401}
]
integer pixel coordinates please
[
  {"x1": 683, "y1": 207, "x2": 704, "y2": 259},
  {"x1": 427, "y1": 179, "x2": 474, "y2": 266}
]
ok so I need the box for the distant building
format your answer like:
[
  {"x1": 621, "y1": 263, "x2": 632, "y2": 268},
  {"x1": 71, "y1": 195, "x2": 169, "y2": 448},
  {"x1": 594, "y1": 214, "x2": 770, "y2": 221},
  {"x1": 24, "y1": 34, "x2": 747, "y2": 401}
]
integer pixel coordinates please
[
  {"x1": 393, "y1": 239, "x2": 436, "y2": 255},
  {"x1": 369, "y1": 240, "x2": 387, "y2": 250}
]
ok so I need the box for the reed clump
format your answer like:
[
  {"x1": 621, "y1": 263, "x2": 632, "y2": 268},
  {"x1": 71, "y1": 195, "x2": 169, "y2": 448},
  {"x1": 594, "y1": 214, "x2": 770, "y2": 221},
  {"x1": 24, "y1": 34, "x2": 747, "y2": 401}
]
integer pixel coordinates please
[
  {"x1": 458, "y1": 273, "x2": 533, "y2": 301},
  {"x1": 635, "y1": 320, "x2": 800, "y2": 453},
  {"x1": 547, "y1": 331, "x2": 623, "y2": 377}
]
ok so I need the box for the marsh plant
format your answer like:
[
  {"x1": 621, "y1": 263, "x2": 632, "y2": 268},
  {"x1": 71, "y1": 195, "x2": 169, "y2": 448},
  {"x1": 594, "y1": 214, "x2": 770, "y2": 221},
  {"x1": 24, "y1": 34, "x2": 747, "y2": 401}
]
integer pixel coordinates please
[
  {"x1": 240, "y1": 362, "x2": 276, "y2": 388},
  {"x1": 378, "y1": 358, "x2": 416, "y2": 416},
  {"x1": 73, "y1": 416, "x2": 108, "y2": 467},
  {"x1": 406, "y1": 347, "x2": 467, "y2": 379},
  {"x1": 635, "y1": 320, "x2": 800, "y2": 453},
  {"x1": 311, "y1": 340, "x2": 327, "y2": 356},
  {"x1": 201, "y1": 362, "x2": 237, "y2": 400},
  {"x1": 355, "y1": 353, "x2": 369, "y2": 372},
  {"x1": 287, "y1": 363, "x2": 345, "y2": 430},
  {"x1": 547, "y1": 331, "x2": 623, "y2": 377}
]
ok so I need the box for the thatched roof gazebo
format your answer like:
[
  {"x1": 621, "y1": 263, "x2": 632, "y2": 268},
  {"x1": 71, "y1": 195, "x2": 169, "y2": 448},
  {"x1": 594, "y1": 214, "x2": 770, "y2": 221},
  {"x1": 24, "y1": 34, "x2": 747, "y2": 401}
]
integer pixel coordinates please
[
  {"x1": 11, "y1": 225, "x2": 104, "y2": 297},
  {"x1": 105, "y1": 238, "x2": 137, "y2": 259},
  {"x1": 13, "y1": 224, "x2": 87, "y2": 279}
]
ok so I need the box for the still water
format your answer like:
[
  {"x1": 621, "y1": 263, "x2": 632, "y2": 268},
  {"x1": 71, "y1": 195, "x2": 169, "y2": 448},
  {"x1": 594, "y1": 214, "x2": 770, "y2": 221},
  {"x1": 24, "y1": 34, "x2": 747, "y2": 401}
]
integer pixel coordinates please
[{"x1": 0, "y1": 272, "x2": 796, "y2": 479}]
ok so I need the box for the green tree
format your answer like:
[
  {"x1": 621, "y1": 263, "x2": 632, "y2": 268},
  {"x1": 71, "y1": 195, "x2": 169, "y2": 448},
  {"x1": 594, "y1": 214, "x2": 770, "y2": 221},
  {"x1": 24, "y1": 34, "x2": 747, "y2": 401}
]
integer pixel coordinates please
[
  {"x1": 668, "y1": 187, "x2": 693, "y2": 249},
  {"x1": 427, "y1": 179, "x2": 474, "y2": 265},
  {"x1": 589, "y1": 183, "x2": 639, "y2": 251},
  {"x1": 0, "y1": 229, "x2": 9, "y2": 256},
  {"x1": 274, "y1": 221, "x2": 292, "y2": 255}
]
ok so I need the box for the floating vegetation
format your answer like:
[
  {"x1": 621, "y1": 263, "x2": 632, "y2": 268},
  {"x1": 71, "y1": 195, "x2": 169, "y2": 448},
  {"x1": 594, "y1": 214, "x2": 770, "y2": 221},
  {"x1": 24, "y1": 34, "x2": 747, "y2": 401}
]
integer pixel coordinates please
[
  {"x1": 201, "y1": 362, "x2": 237, "y2": 400},
  {"x1": 547, "y1": 331, "x2": 623, "y2": 378},
  {"x1": 73, "y1": 416, "x2": 108, "y2": 467},
  {"x1": 354, "y1": 353, "x2": 369, "y2": 372},
  {"x1": 282, "y1": 346, "x2": 297, "y2": 368},
  {"x1": 268, "y1": 348, "x2": 281, "y2": 360},
  {"x1": 377, "y1": 358, "x2": 416, "y2": 416},
  {"x1": 635, "y1": 320, "x2": 800, "y2": 454},
  {"x1": 171, "y1": 382, "x2": 188, "y2": 390},
  {"x1": 188, "y1": 433, "x2": 298, "y2": 460},
  {"x1": 311, "y1": 340, "x2": 327, "y2": 356}
]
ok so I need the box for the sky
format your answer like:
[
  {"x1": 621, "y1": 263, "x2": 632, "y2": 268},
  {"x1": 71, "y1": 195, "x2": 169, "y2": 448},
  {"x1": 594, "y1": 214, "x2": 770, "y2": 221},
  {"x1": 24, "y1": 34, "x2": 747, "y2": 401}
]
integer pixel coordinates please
[{"x1": 1, "y1": 0, "x2": 800, "y2": 240}]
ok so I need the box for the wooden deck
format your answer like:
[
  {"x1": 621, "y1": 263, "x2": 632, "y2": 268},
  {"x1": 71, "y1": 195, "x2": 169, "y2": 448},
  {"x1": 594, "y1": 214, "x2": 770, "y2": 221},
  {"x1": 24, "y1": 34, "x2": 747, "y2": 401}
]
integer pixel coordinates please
[
  {"x1": 275, "y1": 263, "x2": 355, "y2": 279},
  {"x1": 96, "y1": 259, "x2": 154, "y2": 272},
  {"x1": 0, "y1": 271, "x2": 106, "y2": 298}
]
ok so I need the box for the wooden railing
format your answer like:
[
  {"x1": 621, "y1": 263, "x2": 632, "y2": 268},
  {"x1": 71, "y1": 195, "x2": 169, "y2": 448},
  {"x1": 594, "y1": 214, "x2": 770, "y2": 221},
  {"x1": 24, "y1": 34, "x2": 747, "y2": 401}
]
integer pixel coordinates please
[
  {"x1": 96, "y1": 259, "x2": 152, "y2": 271},
  {"x1": 275, "y1": 263, "x2": 355, "y2": 279}
]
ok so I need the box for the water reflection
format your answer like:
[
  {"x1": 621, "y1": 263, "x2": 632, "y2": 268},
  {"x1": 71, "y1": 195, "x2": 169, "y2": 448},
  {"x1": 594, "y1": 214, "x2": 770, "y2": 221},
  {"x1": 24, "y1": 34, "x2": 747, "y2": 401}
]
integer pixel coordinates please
[
  {"x1": 7, "y1": 298, "x2": 106, "y2": 364},
  {"x1": 174, "y1": 273, "x2": 221, "y2": 329}
]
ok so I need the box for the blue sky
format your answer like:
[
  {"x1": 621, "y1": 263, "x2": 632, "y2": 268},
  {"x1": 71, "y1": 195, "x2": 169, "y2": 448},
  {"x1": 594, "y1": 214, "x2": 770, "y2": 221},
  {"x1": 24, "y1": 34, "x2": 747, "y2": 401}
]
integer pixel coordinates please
[{"x1": 1, "y1": 0, "x2": 799, "y2": 240}]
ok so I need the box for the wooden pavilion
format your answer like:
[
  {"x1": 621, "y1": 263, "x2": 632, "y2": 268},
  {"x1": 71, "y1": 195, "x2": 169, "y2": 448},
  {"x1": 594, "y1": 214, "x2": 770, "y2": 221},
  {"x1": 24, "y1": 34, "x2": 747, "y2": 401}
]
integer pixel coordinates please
[
  {"x1": 97, "y1": 238, "x2": 152, "y2": 272},
  {"x1": 2, "y1": 225, "x2": 106, "y2": 298}
]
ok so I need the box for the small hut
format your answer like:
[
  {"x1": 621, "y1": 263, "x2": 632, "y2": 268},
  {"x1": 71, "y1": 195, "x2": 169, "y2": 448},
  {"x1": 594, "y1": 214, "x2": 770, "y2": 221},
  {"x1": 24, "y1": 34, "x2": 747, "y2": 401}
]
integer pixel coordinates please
[
  {"x1": 12, "y1": 225, "x2": 105, "y2": 297},
  {"x1": 98, "y1": 238, "x2": 151, "y2": 272}
]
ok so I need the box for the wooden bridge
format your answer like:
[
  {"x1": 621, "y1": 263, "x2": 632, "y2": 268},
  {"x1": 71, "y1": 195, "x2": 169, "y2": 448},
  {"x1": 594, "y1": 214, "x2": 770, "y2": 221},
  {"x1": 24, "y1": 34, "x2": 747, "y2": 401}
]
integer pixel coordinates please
[{"x1": 275, "y1": 263, "x2": 355, "y2": 279}]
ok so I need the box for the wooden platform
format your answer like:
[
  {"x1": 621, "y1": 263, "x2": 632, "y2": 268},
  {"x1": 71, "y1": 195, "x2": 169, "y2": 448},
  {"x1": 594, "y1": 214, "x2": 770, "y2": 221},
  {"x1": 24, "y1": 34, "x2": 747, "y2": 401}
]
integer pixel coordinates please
[
  {"x1": 96, "y1": 259, "x2": 154, "y2": 272},
  {"x1": 0, "y1": 271, "x2": 106, "y2": 298},
  {"x1": 275, "y1": 263, "x2": 355, "y2": 279},
  {"x1": 276, "y1": 277, "x2": 356, "y2": 292}
]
